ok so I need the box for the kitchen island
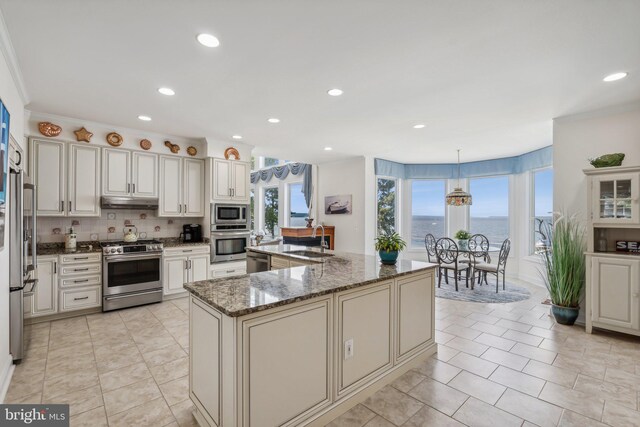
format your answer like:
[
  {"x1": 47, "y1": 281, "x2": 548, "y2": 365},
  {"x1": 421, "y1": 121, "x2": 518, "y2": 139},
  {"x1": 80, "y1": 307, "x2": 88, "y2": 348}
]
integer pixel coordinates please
[{"x1": 184, "y1": 245, "x2": 437, "y2": 427}]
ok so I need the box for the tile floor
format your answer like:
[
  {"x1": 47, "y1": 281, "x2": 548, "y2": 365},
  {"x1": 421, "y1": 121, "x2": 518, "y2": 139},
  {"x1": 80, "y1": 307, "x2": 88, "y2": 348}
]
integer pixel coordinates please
[{"x1": 4, "y1": 280, "x2": 640, "y2": 427}]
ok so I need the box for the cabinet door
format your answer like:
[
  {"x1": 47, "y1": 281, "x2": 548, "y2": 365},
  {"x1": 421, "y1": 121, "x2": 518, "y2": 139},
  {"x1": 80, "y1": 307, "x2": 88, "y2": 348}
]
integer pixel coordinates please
[
  {"x1": 68, "y1": 144, "x2": 101, "y2": 217},
  {"x1": 159, "y1": 156, "x2": 183, "y2": 217},
  {"x1": 592, "y1": 257, "x2": 640, "y2": 330},
  {"x1": 184, "y1": 159, "x2": 205, "y2": 217},
  {"x1": 33, "y1": 257, "x2": 58, "y2": 316},
  {"x1": 592, "y1": 174, "x2": 640, "y2": 224},
  {"x1": 32, "y1": 139, "x2": 66, "y2": 216},
  {"x1": 102, "y1": 148, "x2": 131, "y2": 196},
  {"x1": 189, "y1": 254, "x2": 210, "y2": 282},
  {"x1": 231, "y1": 161, "x2": 250, "y2": 202},
  {"x1": 132, "y1": 152, "x2": 158, "y2": 198},
  {"x1": 397, "y1": 273, "x2": 434, "y2": 360},
  {"x1": 164, "y1": 256, "x2": 188, "y2": 295},
  {"x1": 212, "y1": 159, "x2": 232, "y2": 201}
]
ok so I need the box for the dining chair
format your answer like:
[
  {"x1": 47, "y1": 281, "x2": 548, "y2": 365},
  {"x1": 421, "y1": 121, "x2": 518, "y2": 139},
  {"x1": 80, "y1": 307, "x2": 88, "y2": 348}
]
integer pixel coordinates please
[
  {"x1": 435, "y1": 238, "x2": 470, "y2": 291},
  {"x1": 424, "y1": 234, "x2": 438, "y2": 263},
  {"x1": 467, "y1": 234, "x2": 490, "y2": 287},
  {"x1": 473, "y1": 238, "x2": 511, "y2": 293}
]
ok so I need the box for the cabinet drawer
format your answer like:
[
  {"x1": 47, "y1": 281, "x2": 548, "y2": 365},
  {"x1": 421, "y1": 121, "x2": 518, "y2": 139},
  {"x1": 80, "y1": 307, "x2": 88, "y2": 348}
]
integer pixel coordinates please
[
  {"x1": 60, "y1": 274, "x2": 101, "y2": 288},
  {"x1": 211, "y1": 267, "x2": 246, "y2": 278},
  {"x1": 60, "y1": 264, "x2": 101, "y2": 276},
  {"x1": 59, "y1": 286, "x2": 101, "y2": 311},
  {"x1": 60, "y1": 253, "x2": 101, "y2": 264},
  {"x1": 164, "y1": 246, "x2": 210, "y2": 257}
]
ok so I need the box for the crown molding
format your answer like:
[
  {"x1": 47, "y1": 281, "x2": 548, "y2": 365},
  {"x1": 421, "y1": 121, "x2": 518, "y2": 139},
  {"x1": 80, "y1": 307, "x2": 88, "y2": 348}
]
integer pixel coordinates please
[{"x1": 0, "y1": 7, "x2": 29, "y2": 104}]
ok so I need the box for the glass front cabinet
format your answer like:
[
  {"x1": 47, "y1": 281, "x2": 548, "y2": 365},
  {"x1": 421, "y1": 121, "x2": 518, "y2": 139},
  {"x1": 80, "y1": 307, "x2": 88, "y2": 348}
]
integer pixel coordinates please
[{"x1": 591, "y1": 172, "x2": 639, "y2": 225}]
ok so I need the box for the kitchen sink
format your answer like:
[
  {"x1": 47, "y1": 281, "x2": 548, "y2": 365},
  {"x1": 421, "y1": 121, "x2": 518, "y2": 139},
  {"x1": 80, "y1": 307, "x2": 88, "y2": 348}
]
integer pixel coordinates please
[{"x1": 283, "y1": 250, "x2": 334, "y2": 259}]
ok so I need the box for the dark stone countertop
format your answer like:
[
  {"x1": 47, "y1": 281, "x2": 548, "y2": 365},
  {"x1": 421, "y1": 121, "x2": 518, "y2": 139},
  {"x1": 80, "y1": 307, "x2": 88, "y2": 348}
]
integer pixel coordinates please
[
  {"x1": 159, "y1": 238, "x2": 210, "y2": 249},
  {"x1": 184, "y1": 245, "x2": 436, "y2": 317},
  {"x1": 35, "y1": 241, "x2": 102, "y2": 256}
]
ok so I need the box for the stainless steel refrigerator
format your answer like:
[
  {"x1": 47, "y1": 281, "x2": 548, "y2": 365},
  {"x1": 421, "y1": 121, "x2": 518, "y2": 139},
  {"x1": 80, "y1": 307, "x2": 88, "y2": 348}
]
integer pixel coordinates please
[{"x1": 9, "y1": 158, "x2": 37, "y2": 363}]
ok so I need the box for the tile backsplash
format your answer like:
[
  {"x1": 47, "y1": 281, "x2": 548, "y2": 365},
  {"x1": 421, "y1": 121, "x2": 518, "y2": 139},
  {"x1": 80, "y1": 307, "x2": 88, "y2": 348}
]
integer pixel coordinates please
[{"x1": 37, "y1": 210, "x2": 202, "y2": 243}]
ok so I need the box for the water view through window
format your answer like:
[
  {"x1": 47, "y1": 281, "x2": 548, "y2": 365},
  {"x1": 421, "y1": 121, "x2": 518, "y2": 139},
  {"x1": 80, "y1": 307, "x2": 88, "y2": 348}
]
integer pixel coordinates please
[
  {"x1": 289, "y1": 182, "x2": 307, "y2": 227},
  {"x1": 533, "y1": 169, "x2": 553, "y2": 253},
  {"x1": 470, "y1": 176, "x2": 509, "y2": 246},
  {"x1": 411, "y1": 180, "x2": 446, "y2": 246}
]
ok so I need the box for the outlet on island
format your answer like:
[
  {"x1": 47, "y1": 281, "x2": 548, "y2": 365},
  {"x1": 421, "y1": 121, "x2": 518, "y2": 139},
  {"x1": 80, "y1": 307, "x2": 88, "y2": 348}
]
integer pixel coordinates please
[{"x1": 344, "y1": 338, "x2": 354, "y2": 360}]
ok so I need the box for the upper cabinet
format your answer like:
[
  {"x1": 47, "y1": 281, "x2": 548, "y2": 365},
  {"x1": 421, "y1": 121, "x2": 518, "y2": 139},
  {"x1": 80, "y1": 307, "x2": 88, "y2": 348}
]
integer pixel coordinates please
[
  {"x1": 590, "y1": 172, "x2": 640, "y2": 225},
  {"x1": 212, "y1": 158, "x2": 250, "y2": 203},
  {"x1": 159, "y1": 156, "x2": 205, "y2": 217},
  {"x1": 102, "y1": 148, "x2": 158, "y2": 198},
  {"x1": 31, "y1": 139, "x2": 101, "y2": 217}
]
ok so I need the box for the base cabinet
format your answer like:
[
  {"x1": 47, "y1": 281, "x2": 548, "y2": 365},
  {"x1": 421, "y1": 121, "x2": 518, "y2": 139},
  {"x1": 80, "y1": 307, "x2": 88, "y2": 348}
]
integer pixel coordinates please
[
  {"x1": 29, "y1": 256, "x2": 58, "y2": 317},
  {"x1": 164, "y1": 246, "x2": 211, "y2": 295},
  {"x1": 189, "y1": 268, "x2": 436, "y2": 427},
  {"x1": 590, "y1": 256, "x2": 640, "y2": 332}
]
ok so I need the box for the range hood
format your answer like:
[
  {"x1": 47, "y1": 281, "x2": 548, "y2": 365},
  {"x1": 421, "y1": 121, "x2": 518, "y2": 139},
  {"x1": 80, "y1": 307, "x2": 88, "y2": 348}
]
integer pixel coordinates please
[{"x1": 100, "y1": 196, "x2": 159, "y2": 210}]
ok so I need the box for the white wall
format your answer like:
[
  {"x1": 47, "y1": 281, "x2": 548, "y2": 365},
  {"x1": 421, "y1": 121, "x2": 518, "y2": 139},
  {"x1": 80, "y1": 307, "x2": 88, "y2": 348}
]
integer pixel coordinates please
[
  {"x1": 0, "y1": 16, "x2": 26, "y2": 401},
  {"x1": 553, "y1": 102, "x2": 640, "y2": 216},
  {"x1": 317, "y1": 157, "x2": 366, "y2": 254}
]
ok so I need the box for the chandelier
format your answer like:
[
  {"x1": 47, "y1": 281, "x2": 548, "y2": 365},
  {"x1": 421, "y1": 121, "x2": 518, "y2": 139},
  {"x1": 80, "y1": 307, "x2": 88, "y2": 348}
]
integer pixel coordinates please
[{"x1": 445, "y1": 149, "x2": 472, "y2": 206}]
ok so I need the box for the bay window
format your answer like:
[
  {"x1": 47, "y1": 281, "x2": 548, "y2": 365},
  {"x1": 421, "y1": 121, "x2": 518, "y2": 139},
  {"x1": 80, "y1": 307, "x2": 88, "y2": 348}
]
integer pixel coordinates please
[
  {"x1": 469, "y1": 176, "x2": 510, "y2": 245},
  {"x1": 410, "y1": 180, "x2": 446, "y2": 247},
  {"x1": 263, "y1": 186, "x2": 279, "y2": 237},
  {"x1": 288, "y1": 182, "x2": 307, "y2": 227},
  {"x1": 376, "y1": 178, "x2": 397, "y2": 235},
  {"x1": 531, "y1": 168, "x2": 553, "y2": 253}
]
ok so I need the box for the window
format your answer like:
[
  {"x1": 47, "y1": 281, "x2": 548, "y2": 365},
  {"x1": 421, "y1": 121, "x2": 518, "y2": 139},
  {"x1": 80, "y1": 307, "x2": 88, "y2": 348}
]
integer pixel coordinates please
[
  {"x1": 288, "y1": 182, "x2": 307, "y2": 227},
  {"x1": 263, "y1": 187, "x2": 279, "y2": 237},
  {"x1": 250, "y1": 188, "x2": 255, "y2": 231},
  {"x1": 532, "y1": 169, "x2": 553, "y2": 253},
  {"x1": 264, "y1": 157, "x2": 279, "y2": 167},
  {"x1": 377, "y1": 178, "x2": 397, "y2": 235},
  {"x1": 411, "y1": 180, "x2": 445, "y2": 246},
  {"x1": 469, "y1": 176, "x2": 509, "y2": 245}
]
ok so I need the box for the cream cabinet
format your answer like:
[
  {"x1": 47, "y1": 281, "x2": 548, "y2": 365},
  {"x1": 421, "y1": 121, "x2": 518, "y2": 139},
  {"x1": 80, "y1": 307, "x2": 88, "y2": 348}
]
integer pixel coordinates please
[
  {"x1": 159, "y1": 156, "x2": 205, "y2": 217},
  {"x1": 212, "y1": 159, "x2": 250, "y2": 203},
  {"x1": 591, "y1": 172, "x2": 639, "y2": 225},
  {"x1": 163, "y1": 246, "x2": 210, "y2": 295},
  {"x1": 210, "y1": 260, "x2": 247, "y2": 279},
  {"x1": 102, "y1": 148, "x2": 158, "y2": 198},
  {"x1": 396, "y1": 272, "x2": 434, "y2": 361},
  {"x1": 27, "y1": 256, "x2": 58, "y2": 318},
  {"x1": 31, "y1": 139, "x2": 101, "y2": 217},
  {"x1": 590, "y1": 256, "x2": 640, "y2": 331}
]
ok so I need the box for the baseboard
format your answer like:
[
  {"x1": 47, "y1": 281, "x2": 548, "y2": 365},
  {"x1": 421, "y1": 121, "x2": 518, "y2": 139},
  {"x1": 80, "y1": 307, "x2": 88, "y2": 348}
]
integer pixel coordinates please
[
  {"x1": 0, "y1": 353, "x2": 15, "y2": 403},
  {"x1": 163, "y1": 292, "x2": 189, "y2": 301}
]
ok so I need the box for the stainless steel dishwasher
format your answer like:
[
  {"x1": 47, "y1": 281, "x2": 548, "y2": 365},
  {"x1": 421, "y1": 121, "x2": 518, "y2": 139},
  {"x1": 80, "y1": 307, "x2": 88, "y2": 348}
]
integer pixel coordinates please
[{"x1": 246, "y1": 251, "x2": 269, "y2": 273}]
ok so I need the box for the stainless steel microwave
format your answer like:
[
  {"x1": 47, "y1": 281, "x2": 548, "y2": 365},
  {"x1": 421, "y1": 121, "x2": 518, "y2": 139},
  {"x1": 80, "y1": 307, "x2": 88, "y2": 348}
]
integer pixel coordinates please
[{"x1": 212, "y1": 203, "x2": 249, "y2": 227}]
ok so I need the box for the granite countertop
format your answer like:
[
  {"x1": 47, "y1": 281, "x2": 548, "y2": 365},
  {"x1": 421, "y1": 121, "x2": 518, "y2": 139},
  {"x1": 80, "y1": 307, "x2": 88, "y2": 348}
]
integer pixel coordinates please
[
  {"x1": 36, "y1": 241, "x2": 102, "y2": 256},
  {"x1": 159, "y1": 238, "x2": 210, "y2": 248},
  {"x1": 184, "y1": 244, "x2": 437, "y2": 317}
]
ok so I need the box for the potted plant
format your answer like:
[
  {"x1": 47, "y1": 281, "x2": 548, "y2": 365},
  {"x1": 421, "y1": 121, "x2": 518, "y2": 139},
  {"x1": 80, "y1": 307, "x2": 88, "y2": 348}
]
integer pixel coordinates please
[
  {"x1": 375, "y1": 232, "x2": 407, "y2": 265},
  {"x1": 539, "y1": 214, "x2": 586, "y2": 325},
  {"x1": 454, "y1": 230, "x2": 471, "y2": 251}
]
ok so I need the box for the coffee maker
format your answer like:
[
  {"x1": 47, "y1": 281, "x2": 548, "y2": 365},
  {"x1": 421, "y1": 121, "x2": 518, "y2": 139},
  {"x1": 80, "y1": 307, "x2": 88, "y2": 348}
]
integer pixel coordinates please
[{"x1": 182, "y1": 224, "x2": 203, "y2": 243}]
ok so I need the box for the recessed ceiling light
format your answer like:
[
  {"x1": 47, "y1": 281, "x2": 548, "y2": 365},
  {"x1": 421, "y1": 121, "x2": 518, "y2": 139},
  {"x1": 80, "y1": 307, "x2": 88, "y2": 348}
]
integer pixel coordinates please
[
  {"x1": 413, "y1": 124, "x2": 425, "y2": 129},
  {"x1": 327, "y1": 88, "x2": 343, "y2": 96},
  {"x1": 267, "y1": 118, "x2": 280, "y2": 124},
  {"x1": 324, "y1": 147, "x2": 333, "y2": 151},
  {"x1": 197, "y1": 33, "x2": 220, "y2": 48},
  {"x1": 138, "y1": 115, "x2": 152, "y2": 121},
  {"x1": 158, "y1": 87, "x2": 175, "y2": 96},
  {"x1": 603, "y1": 72, "x2": 628, "y2": 82},
  {"x1": 232, "y1": 135, "x2": 243, "y2": 140}
]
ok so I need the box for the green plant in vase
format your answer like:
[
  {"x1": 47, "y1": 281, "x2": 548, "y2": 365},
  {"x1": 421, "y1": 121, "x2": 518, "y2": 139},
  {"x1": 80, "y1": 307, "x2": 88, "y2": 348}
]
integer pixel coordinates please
[
  {"x1": 539, "y1": 214, "x2": 586, "y2": 325},
  {"x1": 375, "y1": 232, "x2": 407, "y2": 265},
  {"x1": 454, "y1": 229, "x2": 471, "y2": 251}
]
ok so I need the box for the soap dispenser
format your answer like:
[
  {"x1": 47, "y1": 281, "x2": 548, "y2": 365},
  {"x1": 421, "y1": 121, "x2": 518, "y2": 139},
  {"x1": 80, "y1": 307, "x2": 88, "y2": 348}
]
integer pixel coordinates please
[{"x1": 65, "y1": 227, "x2": 77, "y2": 250}]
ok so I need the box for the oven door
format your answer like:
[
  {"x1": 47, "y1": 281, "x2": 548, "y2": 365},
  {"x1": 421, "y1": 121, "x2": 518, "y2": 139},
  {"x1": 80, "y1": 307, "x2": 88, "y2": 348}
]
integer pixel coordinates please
[
  {"x1": 103, "y1": 253, "x2": 162, "y2": 296},
  {"x1": 211, "y1": 232, "x2": 250, "y2": 263}
]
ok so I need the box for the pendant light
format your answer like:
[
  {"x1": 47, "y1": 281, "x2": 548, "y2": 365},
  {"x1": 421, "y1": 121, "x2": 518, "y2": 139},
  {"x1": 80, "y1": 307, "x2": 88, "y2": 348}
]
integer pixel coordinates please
[{"x1": 446, "y1": 149, "x2": 472, "y2": 206}]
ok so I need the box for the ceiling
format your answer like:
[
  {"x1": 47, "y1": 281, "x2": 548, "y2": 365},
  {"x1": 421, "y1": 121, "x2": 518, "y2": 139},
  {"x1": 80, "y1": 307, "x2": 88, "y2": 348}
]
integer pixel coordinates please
[{"x1": 2, "y1": 0, "x2": 639, "y2": 164}]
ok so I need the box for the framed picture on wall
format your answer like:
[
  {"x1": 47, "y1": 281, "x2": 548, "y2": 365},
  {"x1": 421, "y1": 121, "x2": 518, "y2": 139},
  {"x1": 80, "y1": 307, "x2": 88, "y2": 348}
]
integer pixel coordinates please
[{"x1": 324, "y1": 194, "x2": 352, "y2": 215}]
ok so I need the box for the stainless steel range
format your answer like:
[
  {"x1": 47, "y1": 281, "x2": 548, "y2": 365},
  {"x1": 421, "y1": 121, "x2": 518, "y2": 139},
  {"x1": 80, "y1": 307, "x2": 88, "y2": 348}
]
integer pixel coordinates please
[{"x1": 101, "y1": 240, "x2": 163, "y2": 311}]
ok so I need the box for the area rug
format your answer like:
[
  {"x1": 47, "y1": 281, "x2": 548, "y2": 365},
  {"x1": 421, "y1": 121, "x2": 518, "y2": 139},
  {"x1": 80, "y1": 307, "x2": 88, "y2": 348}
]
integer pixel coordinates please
[{"x1": 435, "y1": 279, "x2": 531, "y2": 303}]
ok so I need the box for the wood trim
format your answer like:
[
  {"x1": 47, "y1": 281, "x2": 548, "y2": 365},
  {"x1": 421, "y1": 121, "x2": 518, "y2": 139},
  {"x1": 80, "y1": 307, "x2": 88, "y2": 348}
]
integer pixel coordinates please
[{"x1": 280, "y1": 227, "x2": 336, "y2": 250}]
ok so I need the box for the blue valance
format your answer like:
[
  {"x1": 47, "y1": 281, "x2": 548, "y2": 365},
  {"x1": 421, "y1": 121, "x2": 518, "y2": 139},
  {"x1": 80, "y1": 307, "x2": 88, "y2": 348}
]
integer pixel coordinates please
[
  {"x1": 251, "y1": 163, "x2": 313, "y2": 207},
  {"x1": 375, "y1": 146, "x2": 552, "y2": 179}
]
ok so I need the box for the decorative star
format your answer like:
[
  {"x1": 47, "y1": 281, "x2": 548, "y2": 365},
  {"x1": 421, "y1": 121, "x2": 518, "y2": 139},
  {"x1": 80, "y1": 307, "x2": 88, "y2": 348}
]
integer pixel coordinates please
[{"x1": 74, "y1": 127, "x2": 93, "y2": 142}]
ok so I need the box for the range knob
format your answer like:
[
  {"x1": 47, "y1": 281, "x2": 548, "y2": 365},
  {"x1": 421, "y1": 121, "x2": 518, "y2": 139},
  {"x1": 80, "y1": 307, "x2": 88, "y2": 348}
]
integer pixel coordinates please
[
  {"x1": 117, "y1": 248, "x2": 123, "y2": 253},
  {"x1": 110, "y1": 248, "x2": 116, "y2": 254}
]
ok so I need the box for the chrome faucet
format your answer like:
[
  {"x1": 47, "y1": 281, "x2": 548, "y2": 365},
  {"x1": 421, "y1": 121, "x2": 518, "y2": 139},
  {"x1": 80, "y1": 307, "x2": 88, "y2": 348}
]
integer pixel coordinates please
[{"x1": 312, "y1": 224, "x2": 328, "y2": 253}]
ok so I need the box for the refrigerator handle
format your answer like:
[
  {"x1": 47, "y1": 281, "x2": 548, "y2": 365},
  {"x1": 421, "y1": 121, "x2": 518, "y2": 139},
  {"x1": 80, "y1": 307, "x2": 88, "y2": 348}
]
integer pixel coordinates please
[{"x1": 25, "y1": 183, "x2": 37, "y2": 270}]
